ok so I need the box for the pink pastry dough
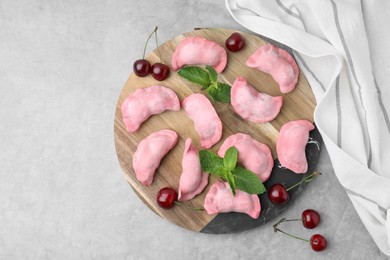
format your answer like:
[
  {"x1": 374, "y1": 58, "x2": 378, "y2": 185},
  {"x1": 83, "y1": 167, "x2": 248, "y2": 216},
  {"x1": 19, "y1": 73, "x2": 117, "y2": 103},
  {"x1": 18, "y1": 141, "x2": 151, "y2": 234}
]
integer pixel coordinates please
[
  {"x1": 121, "y1": 86, "x2": 180, "y2": 133},
  {"x1": 231, "y1": 76, "x2": 283, "y2": 123},
  {"x1": 178, "y1": 138, "x2": 209, "y2": 201},
  {"x1": 276, "y1": 120, "x2": 314, "y2": 174},
  {"x1": 132, "y1": 130, "x2": 178, "y2": 186},
  {"x1": 218, "y1": 133, "x2": 273, "y2": 182},
  {"x1": 246, "y1": 44, "x2": 299, "y2": 93},
  {"x1": 171, "y1": 37, "x2": 227, "y2": 73},
  {"x1": 182, "y1": 93, "x2": 222, "y2": 149},
  {"x1": 204, "y1": 181, "x2": 261, "y2": 219}
]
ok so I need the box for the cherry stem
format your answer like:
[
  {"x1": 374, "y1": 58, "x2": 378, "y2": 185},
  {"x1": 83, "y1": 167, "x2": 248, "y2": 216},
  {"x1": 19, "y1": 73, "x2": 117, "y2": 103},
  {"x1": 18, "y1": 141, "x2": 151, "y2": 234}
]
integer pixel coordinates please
[
  {"x1": 154, "y1": 26, "x2": 162, "y2": 62},
  {"x1": 286, "y1": 171, "x2": 321, "y2": 192},
  {"x1": 142, "y1": 26, "x2": 158, "y2": 59},
  {"x1": 273, "y1": 226, "x2": 310, "y2": 243},
  {"x1": 174, "y1": 201, "x2": 204, "y2": 211},
  {"x1": 273, "y1": 218, "x2": 310, "y2": 243},
  {"x1": 279, "y1": 218, "x2": 303, "y2": 223}
]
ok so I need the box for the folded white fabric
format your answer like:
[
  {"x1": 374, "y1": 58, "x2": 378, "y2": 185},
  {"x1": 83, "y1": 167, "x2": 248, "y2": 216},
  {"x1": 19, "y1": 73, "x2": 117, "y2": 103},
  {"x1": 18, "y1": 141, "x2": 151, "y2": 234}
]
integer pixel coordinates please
[{"x1": 226, "y1": 0, "x2": 390, "y2": 256}]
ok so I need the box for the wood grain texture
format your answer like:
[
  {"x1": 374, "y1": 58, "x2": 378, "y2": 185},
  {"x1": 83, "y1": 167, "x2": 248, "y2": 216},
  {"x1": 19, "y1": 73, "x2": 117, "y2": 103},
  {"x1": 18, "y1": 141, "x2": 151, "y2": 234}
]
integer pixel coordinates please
[{"x1": 114, "y1": 28, "x2": 316, "y2": 232}]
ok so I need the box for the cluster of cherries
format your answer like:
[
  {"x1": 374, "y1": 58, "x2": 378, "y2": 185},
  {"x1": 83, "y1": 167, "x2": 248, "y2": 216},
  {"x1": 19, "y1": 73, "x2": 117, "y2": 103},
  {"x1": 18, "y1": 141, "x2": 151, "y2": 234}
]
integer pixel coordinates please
[
  {"x1": 155, "y1": 171, "x2": 326, "y2": 252},
  {"x1": 266, "y1": 172, "x2": 326, "y2": 252},
  {"x1": 133, "y1": 26, "x2": 170, "y2": 81},
  {"x1": 157, "y1": 186, "x2": 327, "y2": 252},
  {"x1": 273, "y1": 209, "x2": 327, "y2": 252},
  {"x1": 133, "y1": 28, "x2": 246, "y2": 81}
]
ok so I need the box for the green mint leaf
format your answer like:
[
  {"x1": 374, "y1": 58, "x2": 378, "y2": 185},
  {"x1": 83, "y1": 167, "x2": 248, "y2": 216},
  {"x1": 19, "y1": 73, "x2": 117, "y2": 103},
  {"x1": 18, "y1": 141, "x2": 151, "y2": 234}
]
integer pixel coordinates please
[
  {"x1": 213, "y1": 83, "x2": 231, "y2": 103},
  {"x1": 207, "y1": 85, "x2": 217, "y2": 101},
  {"x1": 223, "y1": 146, "x2": 238, "y2": 171},
  {"x1": 232, "y1": 167, "x2": 266, "y2": 194},
  {"x1": 226, "y1": 171, "x2": 236, "y2": 196},
  {"x1": 178, "y1": 66, "x2": 211, "y2": 88},
  {"x1": 199, "y1": 150, "x2": 225, "y2": 177},
  {"x1": 205, "y1": 65, "x2": 218, "y2": 82}
]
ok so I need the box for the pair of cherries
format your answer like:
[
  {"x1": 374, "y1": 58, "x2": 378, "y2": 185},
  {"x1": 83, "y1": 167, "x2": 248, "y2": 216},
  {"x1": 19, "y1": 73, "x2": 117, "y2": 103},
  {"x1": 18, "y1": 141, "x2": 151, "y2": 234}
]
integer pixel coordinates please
[
  {"x1": 273, "y1": 209, "x2": 327, "y2": 252},
  {"x1": 133, "y1": 26, "x2": 170, "y2": 81},
  {"x1": 133, "y1": 60, "x2": 169, "y2": 81}
]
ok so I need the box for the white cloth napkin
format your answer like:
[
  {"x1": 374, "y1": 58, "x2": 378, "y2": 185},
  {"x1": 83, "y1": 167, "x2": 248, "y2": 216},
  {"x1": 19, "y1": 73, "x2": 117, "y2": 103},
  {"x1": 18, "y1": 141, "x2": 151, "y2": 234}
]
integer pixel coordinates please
[{"x1": 226, "y1": 0, "x2": 390, "y2": 256}]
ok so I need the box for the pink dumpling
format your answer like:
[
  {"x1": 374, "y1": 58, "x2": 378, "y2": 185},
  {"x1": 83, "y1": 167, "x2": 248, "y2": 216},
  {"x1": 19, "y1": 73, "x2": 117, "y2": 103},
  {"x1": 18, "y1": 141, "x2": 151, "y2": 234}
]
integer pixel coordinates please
[
  {"x1": 172, "y1": 37, "x2": 227, "y2": 73},
  {"x1": 132, "y1": 130, "x2": 178, "y2": 186},
  {"x1": 246, "y1": 44, "x2": 299, "y2": 93},
  {"x1": 204, "y1": 181, "x2": 261, "y2": 219},
  {"x1": 218, "y1": 133, "x2": 273, "y2": 182},
  {"x1": 276, "y1": 120, "x2": 314, "y2": 174},
  {"x1": 121, "y1": 86, "x2": 180, "y2": 133},
  {"x1": 178, "y1": 138, "x2": 209, "y2": 201},
  {"x1": 182, "y1": 93, "x2": 222, "y2": 149},
  {"x1": 231, "y1": 77, "x2": 283, "y2": 123}
]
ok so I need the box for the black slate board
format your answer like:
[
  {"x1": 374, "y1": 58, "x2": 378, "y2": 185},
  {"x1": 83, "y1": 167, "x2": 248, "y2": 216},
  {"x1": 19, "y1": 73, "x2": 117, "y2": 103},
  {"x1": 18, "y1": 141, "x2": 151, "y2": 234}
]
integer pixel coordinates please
[{"x1": 200, "y1": 125, "x2": 323, "y2": 234}]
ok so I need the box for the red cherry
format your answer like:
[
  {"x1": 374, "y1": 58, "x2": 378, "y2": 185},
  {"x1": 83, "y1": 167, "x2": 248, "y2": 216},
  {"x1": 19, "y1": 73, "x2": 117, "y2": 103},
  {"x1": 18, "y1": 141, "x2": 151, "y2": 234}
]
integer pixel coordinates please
[
  {"x1": 310, "y1": 234, "x2": 327, "y2": 252},
  {"x1": 157, "y1": 187, "x2": 177, "y2": 209},
  {"x1": 151, "y1": 63, "x2": 170, "y2": 81},
  {"x1": 302, "y1": 209, "x2": 321, "y2": 229},
  {"x1": 133, "y1": 59, "x2": 151, "y2": 77},
  {"x1": 225, "y1": 32, "x2": 245, "y2": 52},
  {"x1": 268, "y1": 172, "x2": 321, "y2": 205},
  {"x1": 268, "y1": 183, "x2": 289, "y2": 205}
]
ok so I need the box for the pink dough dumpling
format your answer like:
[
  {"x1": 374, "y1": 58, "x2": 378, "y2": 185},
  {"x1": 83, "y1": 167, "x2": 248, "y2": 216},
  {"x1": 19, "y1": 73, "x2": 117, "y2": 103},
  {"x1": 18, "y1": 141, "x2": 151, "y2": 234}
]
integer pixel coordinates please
[
  {"x1": 182, "y1": 93, "x2": 222, "y2": 149},
  {"x1": 133, "y1": 130, "x2": 178, "y2": 186},
  {"x1": 276, "y1": 120, "x2": 314, "y2": 174},
  {"x1": 218, "y1": 133, "x2": 273, "y2": 182},
  {"x1": 178, "y1": 138, "x2": 209, "y2": 201},
  {"x1": 172, "y1": 37, "x2": 227, "y2": 73},
  {"x1": 204, "y1": 181, "x2": 261, "y2": 219},
  {"x1": 231, "y1": 77, "x2": 283, "y2": 123},
  {"x1": 246, "y1": 44, "x2": 299, "y2": 93},
  {"x1": 121, "y1": 86, "x2": 180, "y2": 133}
]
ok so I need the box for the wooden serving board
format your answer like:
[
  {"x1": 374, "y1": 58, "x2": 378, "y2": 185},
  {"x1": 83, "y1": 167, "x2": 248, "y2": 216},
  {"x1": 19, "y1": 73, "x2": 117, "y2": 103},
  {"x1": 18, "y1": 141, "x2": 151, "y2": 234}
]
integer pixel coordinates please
[{"x1": 114, "y1": 28, "x2": 317, "y2": 233}]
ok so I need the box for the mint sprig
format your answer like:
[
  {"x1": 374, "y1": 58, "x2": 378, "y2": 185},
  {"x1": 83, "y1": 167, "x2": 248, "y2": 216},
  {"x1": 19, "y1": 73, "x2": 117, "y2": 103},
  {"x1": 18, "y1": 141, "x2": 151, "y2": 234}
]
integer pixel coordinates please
[
  {"x1": 205, "y1": 65, "x2": 218, "y2": 82},
  {"x1": 208, "y1": 83, "x2": 231, "y2": 103},
  {"x1": 223, "y1": 145, "x2": 238, "y2": 171},
  {"x1": 177, "y1": 66, "x2": 210, "y2": 88},
  {"x1": 232, "y1": 167, "x2": 265, "y2": 194},
  {"x1": 199, "y1": 147, "x2": 266, "y2": 196},
  {"x1": 178, "y1": 65, "x2": 231, "y2": 103},
  {"x1": 199, "y1": 149, "x2": 226, "y2": 177}
]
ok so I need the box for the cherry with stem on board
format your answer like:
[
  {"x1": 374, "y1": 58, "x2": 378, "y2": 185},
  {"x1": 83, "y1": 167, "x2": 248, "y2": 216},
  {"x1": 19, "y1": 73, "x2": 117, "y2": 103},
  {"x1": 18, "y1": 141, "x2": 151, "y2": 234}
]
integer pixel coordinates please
[
  {"x1": 156, "y1": 187, "x2": 203, "y2": 211},
  {"x1": 268, "y1": 171, "x2": 321, "y2": 205},
  {"x1": 151, "y1": 27, "x2": 170, "y2": 81},
  {"x1": 133, "y1": 27, "x2": 158, "y2": 77}
]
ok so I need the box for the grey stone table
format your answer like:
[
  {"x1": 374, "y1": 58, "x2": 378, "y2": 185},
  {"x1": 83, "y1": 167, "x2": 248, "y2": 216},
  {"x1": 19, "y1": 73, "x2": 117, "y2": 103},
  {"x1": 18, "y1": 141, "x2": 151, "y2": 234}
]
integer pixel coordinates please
[{"x1": 0, "y1": 0, "x2": 384, "y2": 259}]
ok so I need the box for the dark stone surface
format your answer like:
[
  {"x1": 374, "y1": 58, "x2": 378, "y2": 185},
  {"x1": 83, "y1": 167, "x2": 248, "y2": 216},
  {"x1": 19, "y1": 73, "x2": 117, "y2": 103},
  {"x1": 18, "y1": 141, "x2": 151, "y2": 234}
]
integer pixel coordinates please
[{"x1": 200, "y1": 125, "x2": 323, "y2": 234}]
